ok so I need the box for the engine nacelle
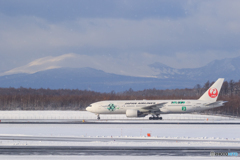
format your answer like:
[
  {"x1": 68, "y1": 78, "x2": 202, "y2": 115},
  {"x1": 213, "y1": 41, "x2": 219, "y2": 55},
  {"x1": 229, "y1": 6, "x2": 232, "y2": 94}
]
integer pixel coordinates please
[{"x1": 126, "y1": 109, "x2": 146, "y2": 117}]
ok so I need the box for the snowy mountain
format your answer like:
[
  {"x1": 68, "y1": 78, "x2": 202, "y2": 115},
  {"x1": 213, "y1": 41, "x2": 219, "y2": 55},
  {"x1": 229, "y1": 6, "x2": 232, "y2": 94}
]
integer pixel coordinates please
[
  {"x1": 149, "y1": 56, "x2": 240, "y2": 82},
  {"x1": 0, "y1": 57, "x2": 240, "y2": 92},
  {"x1": 0, "y1": 68, "x2": 196, "y2": 92}
]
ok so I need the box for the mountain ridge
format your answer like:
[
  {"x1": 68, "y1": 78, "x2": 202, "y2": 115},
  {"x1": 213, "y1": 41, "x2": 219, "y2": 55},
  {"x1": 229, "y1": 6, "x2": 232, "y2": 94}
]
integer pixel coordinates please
[
  {"x1": 0, "y1": 56, "x2": 240, "y2": 92},
  {"x1": 149, "y1": 56, "x2": 240, "y2": 81},
  {"x1": 0, "y1": 67, "x2": 196, "y2": 92}
]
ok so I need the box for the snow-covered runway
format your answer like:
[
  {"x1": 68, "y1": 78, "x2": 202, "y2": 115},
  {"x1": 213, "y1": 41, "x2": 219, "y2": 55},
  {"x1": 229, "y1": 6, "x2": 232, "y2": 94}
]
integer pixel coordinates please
[
  {"x1": 0, "y1": 111, "x2": 239, "y2": 158},
  {"x1": 0, "y1": 123, "x2": 239, "y2": 153},
  {"x1": 0, "y1": 123, "x2": 239, "y2": 138}
]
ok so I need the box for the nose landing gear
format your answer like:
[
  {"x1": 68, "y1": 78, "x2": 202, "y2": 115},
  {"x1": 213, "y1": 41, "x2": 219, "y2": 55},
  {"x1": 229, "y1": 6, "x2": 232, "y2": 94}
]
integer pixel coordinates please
[{"x1": 97, "y1": 114, "x2": 100, "y2": 120}]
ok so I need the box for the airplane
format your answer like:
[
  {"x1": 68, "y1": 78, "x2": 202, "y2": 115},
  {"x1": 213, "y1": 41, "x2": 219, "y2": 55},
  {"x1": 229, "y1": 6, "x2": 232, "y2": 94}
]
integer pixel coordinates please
[{"x1": 86, "y1": 78, "x2": 227, "y2": 120}]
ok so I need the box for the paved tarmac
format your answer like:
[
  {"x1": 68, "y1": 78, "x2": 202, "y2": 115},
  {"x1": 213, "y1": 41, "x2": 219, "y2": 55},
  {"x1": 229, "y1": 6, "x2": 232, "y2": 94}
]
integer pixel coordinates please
[
  {"x1": 1, "y1": 119, "x2": 240, "y2": 124},
  {"x1": 0, "y1": 135, "x2": 239, "y2": 143},
  {"x1": 0, "y1": 146, "x2": 239, "y2": 156}
]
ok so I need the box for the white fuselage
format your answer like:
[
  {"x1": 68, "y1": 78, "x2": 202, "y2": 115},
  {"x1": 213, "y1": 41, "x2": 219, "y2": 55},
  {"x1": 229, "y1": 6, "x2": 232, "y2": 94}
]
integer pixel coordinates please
[
  {"x1": 86, "y1": 99, "x2": 223, "y2": 115},
  {"x1": 86, "y1": 78, "x2": 225, "y2": 118}
]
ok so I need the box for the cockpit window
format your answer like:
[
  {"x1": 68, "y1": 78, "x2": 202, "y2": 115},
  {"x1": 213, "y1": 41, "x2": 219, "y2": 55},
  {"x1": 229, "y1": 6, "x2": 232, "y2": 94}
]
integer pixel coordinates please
[{"x1": 88, "y1": 105, "x2": 92, "y2": 107}]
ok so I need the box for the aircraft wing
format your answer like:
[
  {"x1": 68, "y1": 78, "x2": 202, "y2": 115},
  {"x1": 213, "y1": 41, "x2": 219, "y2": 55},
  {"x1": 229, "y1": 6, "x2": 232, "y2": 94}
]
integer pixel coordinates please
[{"x1": 141, "y1": 102, "x2": 168, "y2": 111}]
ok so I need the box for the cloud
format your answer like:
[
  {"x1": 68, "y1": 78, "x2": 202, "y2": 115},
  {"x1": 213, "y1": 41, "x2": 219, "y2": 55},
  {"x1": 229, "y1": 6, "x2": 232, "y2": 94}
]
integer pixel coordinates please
[
  {"x1": 0, "y1": 0, "x2": 186, "y2": 21},
  {"x1": 0, "y1": 0, "x2": 240, "y2": 72}
]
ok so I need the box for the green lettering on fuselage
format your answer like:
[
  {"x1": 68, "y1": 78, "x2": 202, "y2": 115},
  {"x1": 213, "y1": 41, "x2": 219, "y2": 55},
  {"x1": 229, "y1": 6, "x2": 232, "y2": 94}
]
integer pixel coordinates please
[{"x1": 182, "y1": 106, "x2": 186, "y2": 111}]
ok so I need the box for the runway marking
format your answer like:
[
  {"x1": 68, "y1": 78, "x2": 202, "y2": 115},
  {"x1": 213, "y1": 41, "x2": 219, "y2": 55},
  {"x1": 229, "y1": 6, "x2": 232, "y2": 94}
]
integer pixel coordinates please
[
  {"x1": 0, "y1": 119, "x2": 240, "y2": 124},
  {"x1": 0, "y1": 135, "x2": 239, "y2": 143}
]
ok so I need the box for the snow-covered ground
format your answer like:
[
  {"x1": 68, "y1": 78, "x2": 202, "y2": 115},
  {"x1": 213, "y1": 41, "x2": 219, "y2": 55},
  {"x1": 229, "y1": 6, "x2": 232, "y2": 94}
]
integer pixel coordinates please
[
  {"x1": 0, "y1": 122, "x2": 239, "y2": 148},
  {"x1": 0, "y1": 135, "x2": 239, "y2": 148},
  {"x1": 0, "y1": 111, "x2": 238, "y2": 121},
  {"x1": 0, "y1": 111, "x2": 239, "y2": 158},
  {"x1": 0, "y1": 111, "x2": 239, "y2": 144},
  {"x1": 0, "y1": 123, "x2": 239, "y2": 138}
]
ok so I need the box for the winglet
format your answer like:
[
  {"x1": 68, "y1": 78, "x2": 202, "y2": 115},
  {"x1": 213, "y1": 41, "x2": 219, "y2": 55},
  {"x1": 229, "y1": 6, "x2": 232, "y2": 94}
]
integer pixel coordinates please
[{"x1": 198, "y1": 78, "x2": 224, "y2": 102}]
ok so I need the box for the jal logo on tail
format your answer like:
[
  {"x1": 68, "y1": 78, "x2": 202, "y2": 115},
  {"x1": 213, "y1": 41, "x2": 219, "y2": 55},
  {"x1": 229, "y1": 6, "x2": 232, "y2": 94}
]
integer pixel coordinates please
[{"x1": 208, "y1": 88, "x2": 218, "y2": 98}]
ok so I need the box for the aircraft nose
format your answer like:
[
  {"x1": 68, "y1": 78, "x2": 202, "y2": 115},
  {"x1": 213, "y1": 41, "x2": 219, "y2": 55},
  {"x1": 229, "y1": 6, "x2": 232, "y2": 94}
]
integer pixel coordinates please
[{"x1": 86, "y1": 107, "x2": 92, "y2": 112}]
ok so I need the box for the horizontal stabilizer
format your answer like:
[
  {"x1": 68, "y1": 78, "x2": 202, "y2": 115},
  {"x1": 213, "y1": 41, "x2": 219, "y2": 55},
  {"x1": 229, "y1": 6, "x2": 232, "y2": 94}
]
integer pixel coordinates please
[{"x1": 206, "y1": 101, "x2": 228, "y2": 106}]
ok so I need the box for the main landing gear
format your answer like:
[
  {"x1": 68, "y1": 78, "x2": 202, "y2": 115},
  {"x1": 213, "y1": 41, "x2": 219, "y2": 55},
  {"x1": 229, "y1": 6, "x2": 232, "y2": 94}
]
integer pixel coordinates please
[
  {"x1": 97, "y1": 114, "x2": 100, "y2": 120},
  {"x1": 149, "y1": 116, "x2": 162, "y2": 120}
]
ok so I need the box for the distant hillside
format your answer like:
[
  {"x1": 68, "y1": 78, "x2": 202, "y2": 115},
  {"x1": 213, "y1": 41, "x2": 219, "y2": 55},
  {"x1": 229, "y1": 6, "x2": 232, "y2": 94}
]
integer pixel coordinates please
[
  {"x1": 0, "y1": 68, "x2": 196, "y2": 92},
  {"x1": 0, "y1": 56, "x2": 240, "y2": 92},
  {"x1": 149, "y1": 56, "x2": 240, "y2": 81}
]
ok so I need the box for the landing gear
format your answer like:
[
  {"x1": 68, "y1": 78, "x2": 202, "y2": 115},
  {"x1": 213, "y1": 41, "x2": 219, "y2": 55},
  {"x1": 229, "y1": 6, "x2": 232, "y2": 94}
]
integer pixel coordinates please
[
  {"x1": 97, "y1": 114, "x2": 100, "y2": 120},
  {"x1": 149, "y1": 115, "x2": 162, "y2": 120}
]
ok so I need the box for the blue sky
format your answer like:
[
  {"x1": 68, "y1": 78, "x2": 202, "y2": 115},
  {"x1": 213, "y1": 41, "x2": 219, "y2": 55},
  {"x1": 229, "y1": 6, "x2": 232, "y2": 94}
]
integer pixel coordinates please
[{"x1": 0, "y1": 0, "x2": 240, "y2": 77}]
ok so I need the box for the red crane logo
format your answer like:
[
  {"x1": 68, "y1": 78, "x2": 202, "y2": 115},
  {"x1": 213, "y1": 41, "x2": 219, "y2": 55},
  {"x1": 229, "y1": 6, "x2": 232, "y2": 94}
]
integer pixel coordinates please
[{"x1": 208, "y1": 88, "x2": 218, "y2": 98}]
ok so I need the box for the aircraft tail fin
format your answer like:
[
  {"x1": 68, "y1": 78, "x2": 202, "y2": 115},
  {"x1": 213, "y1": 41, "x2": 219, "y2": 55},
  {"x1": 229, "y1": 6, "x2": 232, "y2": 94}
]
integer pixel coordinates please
[{"x1": 198, "y1": 78, "x2": 224, "y2": 102}]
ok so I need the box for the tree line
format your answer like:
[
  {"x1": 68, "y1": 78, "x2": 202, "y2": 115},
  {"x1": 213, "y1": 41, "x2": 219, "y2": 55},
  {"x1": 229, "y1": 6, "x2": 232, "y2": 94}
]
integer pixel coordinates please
[{"x1": 0, "y1": 79, "x2": 240, "y2": 116}]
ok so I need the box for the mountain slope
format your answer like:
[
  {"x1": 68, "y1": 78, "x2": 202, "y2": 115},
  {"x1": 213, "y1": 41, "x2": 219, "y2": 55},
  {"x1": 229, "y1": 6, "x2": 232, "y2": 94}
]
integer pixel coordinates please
[
  {"x1": 150, "y1": 56, "x2": 240, "y2": 81},
  {"x1": 1, "y1": 56, "x2": 240, "y2": 92},
  {"x1": 0, "y1": 67, "x2": 196, "y2": 92}
]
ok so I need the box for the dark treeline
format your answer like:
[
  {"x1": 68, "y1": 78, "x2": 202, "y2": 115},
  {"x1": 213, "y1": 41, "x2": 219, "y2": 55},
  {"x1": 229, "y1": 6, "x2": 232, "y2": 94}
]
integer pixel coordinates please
[{"x1": 0, "y1": 80, "x2": 240, "y2": 116}]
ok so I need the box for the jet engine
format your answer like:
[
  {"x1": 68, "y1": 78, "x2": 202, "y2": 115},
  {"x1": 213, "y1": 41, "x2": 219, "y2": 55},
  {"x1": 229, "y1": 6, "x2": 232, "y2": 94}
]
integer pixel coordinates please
[{"x1": 126, "y1": 109, "x2": 147, "y2": 117}]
